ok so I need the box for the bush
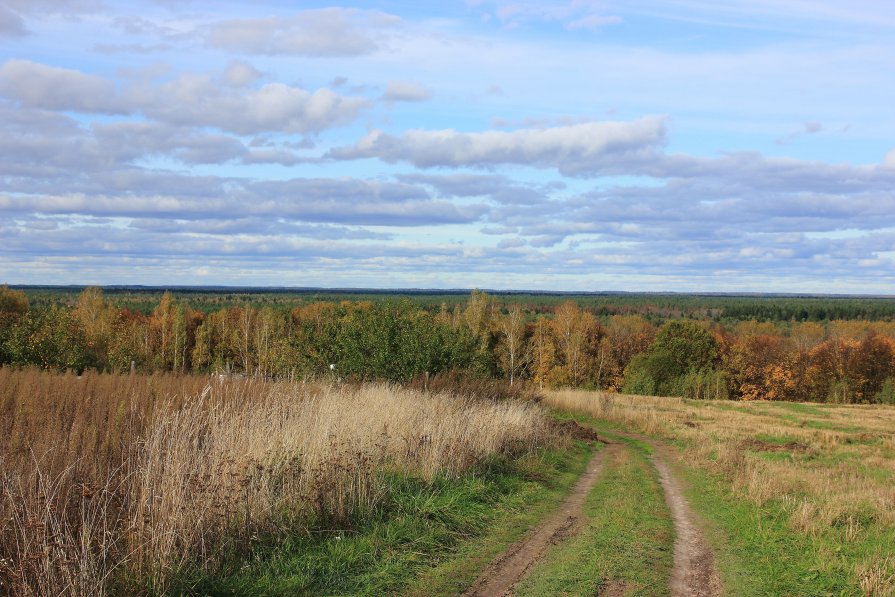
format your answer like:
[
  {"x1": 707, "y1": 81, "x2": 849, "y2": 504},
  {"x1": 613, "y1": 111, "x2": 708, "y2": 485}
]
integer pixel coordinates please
[{"x1": 876, "y1": 378, "x2": 895, "y2": 405}]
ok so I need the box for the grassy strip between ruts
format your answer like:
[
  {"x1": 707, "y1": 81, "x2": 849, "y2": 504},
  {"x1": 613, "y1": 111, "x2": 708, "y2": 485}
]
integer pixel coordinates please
[
  {"x1": 166, "y1": 441, "x2": 594, "y2": 596},
  {"x1": 515, "y1": 423, "x2": 674, "y2": 596},
  {"x1": 560, "y1": 411, "x2": 881, "y2": 596}
]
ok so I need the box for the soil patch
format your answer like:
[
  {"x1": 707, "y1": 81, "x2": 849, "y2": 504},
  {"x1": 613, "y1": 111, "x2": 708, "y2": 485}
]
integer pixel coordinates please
[
  {"x1": 651, "y1": 449, "x2": 722, "y2": 597},
  {"x1": 598, "y1": 578, "x2": 636, "y2": 596},
  {"x1": 742, "y1": 438, "x2": 808, "y2": 452},
  {"x1": 551, "y1": 419, "x2": 602, "y2": 442}
]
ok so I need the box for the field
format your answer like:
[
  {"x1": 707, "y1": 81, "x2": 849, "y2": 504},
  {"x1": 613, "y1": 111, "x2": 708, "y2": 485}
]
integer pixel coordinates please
[
  {"x1": 3, "y1": 366, "x2": 895, "y2": 595},
  {"x1": 544, "y1": 390, "x2": 895, "y2": 594},
  {"x1": 0, "y1": 368, "x2": 557, "y2": 595}
]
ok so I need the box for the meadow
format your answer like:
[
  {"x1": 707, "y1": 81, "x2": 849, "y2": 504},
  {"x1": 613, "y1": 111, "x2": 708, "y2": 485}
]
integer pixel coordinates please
[{"x1": 0, "y1": 368, "x2": 553, "y2": 595}]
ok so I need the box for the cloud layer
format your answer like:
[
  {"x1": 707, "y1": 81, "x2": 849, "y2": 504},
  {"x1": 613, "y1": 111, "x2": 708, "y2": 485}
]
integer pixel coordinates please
[{"x1": 1, "y1": 2, "x2": 895, "y2": 291}]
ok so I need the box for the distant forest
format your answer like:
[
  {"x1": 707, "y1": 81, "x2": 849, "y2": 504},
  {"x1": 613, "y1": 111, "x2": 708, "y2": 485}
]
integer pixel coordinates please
[{"x1": 2, "y1": 285, "x2": 895, "y2": 404}]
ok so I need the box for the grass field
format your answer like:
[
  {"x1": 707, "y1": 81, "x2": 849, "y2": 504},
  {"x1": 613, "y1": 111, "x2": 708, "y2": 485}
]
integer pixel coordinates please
[
  {"x1": 0, "y1": 368, "x2": 556, "y2": 596},
  {"x1": 4, "y1": 367, "x2": 894, "y2": 595},
  {"x1": 545, "y1": 390, "x2": 895, "y2": 595}
]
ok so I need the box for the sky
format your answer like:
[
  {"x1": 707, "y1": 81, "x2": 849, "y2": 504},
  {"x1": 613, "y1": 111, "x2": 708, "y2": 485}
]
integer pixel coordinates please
[{"x1": 1, "y1": 1, "x2": 895, "y2": 292}]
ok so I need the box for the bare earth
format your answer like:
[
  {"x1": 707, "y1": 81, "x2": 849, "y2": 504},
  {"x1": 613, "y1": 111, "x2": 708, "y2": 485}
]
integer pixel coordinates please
[
  {"x1": 651, "y1": 445, "x2": 723, "y2": 597},
  {"x1": 462, "y1": 445, "x2": 615, "y2": 597}
]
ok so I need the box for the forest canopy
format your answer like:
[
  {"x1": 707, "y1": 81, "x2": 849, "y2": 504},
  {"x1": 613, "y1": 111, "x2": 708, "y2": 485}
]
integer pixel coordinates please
[{"x1": 2, "y1": 285, "x2": 895, "y2": 404}]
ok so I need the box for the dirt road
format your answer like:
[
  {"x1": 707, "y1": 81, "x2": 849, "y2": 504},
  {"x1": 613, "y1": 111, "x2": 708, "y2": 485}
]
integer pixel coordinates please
[
  {"x1": 462, "y1": 445, "x2": 615, "y2": 597},
  {"x1": 651, "y1": 451, "x2": 722, "y2": 597},
  {"x1": 461, "y1": 430, "x2": 721, "y2": 597}
]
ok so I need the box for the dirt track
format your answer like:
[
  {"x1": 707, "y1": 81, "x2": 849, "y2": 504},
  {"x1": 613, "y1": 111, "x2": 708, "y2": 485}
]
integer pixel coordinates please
[
  {"x1": 462, "y1": 445, "x2": 615, "y2": 597},
  {"x1": 461, "y1": 431, "x2": 721, "y2": 597},
  {"x1": 651, "y1": 449, "x2": 722, "y2": 597}
]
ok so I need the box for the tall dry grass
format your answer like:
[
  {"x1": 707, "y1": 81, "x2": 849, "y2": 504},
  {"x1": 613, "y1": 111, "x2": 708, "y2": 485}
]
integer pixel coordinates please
[
  {"x1": 545, "y1": 389, "x2": 895, "y2": 595},
  {"x1": 1, "y1": 368, "x2": 549, "y2": 596}
]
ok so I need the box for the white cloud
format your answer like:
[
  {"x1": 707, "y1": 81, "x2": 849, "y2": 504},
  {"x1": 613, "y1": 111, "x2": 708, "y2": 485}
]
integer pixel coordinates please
[
  {"x1": 133, "y1": 74, "x2": 370, "y2": 135},
  {"x1": 382, "y1": 80, "x2": 432, "y2": 102},
  {"x1": 222, "y1": 60, "x2": 262, "y2": 87},
  {"x1": 206, "y1": 8, "x2": 401, "y2": 56},
  {"x1": 0, "y1": 59, "x2": 126, "y2": 113},
  {"x1": 328, "y1": 118, "x2": 666, "y2": 174}
]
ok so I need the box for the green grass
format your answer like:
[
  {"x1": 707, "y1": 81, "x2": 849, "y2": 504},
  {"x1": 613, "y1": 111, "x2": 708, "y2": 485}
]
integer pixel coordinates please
[
  {"x1": 515, "y1": 419, "x2": 674, "y2": 597},
  {"x1": 546, "y1": 410, "x2": 891, "y2": 596},
  {"x1": 678, "y1": 466, "x2": 882, "y2": 596},
  {"x1": 765, "y1": 402, "x2": 831, "y2": 417},
  {"x1": 166, "y1": 443, "x2": 595, "y2": 596}
]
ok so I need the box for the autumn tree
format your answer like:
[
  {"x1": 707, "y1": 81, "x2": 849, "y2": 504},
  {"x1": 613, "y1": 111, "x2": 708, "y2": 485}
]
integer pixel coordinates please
[
  {"x1": 74, "y1": 287, "x2": 116, "y2": 369},
  {"x1": 551, "y1": 301, "x2": 589, "y2": 386},
  {"x1": 789, "y1": 322, "x2": 825, "y2": 401},
  {"x1": 530, "y1": 317, "x2": 555, "y2": 389},
  {"x1": 461, "y1": 290, "x2": 497, "y2": 374},
  {"x1": 0, "y1": 284, "x2": 29, "y2": 364},
  {"x1": 496, "y1": 304, "x2": 529, "y2": 386},
  {"x1": 604, "y1": 315, "x2": 655, "y2": 389},
  {"x1": 725, "y1": 334, "x2": 795, "y2": 400}
]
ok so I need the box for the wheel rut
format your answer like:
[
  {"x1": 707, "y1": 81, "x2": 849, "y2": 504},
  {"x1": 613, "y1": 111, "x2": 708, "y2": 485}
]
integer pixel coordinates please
[
  {"x1": 462, "y1": 428, "x2": 721, "y2": 597},
  {"x1": 611, "y1": 430, "x2": 722, "y2": 597},
  {"x1": 462, "y1": 444, "x2": 615, "y2": 597}
]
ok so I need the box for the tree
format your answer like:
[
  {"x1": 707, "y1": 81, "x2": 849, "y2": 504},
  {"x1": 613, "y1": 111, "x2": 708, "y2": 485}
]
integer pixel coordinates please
[
  {"x1": 725, "y1": 334, "x2": 794, "y2": 400},
  {"x1": 551, "y1": 301, "x2": 589, "y2": 386},
  {"x1": 530, "y1": 318, "x2": 555, "y2": 390},
  {"x1": 3, "y1": 307, "x2": 91, "y2": 371},
  {"x1": 74, "y1": 287, "x2": 115, "y2": 370},
  {"x1": 605, "y1": 315, "x2": 655, "y2": 388},
  {"x1": 0, "y1": 284, "x2": 28, "y2": 313},
  {"x1": 0, "y1": 284, "x2": 29, "y2": 364},
  {"x1": 496, "y1": 305, "x2": 528, "y2": 386},
  {"x1": 461, "y1": 290, "x2": 497, "y2": 374},
  {"x1": 624, "y1": 320, "x2": 720, "y2": 397},
  {"x1": 652, "y1": 320, "x2": 719, "y2": 375}
]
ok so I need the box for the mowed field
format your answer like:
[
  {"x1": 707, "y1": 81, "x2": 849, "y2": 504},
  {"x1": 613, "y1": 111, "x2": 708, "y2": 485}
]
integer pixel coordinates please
[{"x1": 3, "y1": 366, "x2": 894, "y2": 596}]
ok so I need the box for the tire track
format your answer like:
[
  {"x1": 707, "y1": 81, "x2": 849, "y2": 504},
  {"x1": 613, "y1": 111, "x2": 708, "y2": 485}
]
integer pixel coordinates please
[{"x1": 462, "y1": 445, "x2": 615, "y2": 597}]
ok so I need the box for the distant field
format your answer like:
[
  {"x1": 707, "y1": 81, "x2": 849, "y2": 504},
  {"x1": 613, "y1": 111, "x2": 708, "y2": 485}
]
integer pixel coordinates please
[{"x1": 546, "y1": 391, "x2": 895, "y2": 595}]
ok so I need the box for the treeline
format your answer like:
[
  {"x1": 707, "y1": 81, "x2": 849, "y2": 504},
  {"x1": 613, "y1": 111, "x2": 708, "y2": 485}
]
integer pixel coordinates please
[
  {"x1": 2, "y1": 285, "x2": 895, "y2": 404},
  {"x1": 16, "y1": 286, "x2": 895, "y2": 323}
]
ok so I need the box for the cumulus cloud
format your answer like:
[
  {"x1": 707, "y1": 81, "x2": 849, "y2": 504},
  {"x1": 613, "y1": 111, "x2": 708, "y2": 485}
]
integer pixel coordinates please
[
  {"x1": 328, "y1": 118, "x2": 666, "y2": 174},
  {"x1": 206, "y1": 8, "x2": 400, "y2": 56},
  {"x1": 131, "y1": 73, "x2": 370, "y2": 134},
  {"x1": 0, "y1": 59, "x2": 126, "y2": 113},
  {"x1": 381, "y1": 80, "x2": 432, "y2": 102},
  {"x1": 0, "y1": 59, "x2": 369, "y2": 135},
  {"x1": 222, "y1": 60, "x2": 263, "y2": 87}
]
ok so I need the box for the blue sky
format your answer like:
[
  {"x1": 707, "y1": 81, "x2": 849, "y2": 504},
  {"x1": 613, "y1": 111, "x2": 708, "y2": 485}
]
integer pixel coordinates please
[{"x1": 1, "y1": 0, "x2": 894, "y2": 292}]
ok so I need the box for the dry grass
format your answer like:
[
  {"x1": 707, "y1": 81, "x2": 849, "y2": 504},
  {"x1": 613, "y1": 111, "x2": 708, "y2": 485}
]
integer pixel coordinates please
[
  {"x1": 1, "y1": 368, "x2": 549, "y2": 596},
  {"x1": 544, "y1": 390, "x2": 895, "y2": 595}
]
